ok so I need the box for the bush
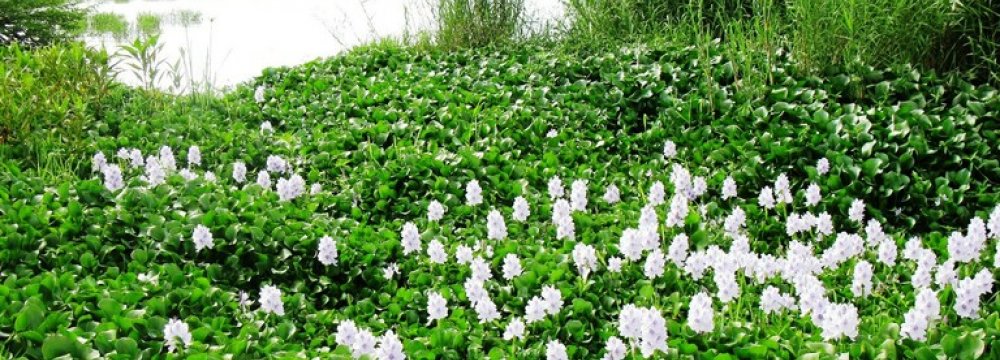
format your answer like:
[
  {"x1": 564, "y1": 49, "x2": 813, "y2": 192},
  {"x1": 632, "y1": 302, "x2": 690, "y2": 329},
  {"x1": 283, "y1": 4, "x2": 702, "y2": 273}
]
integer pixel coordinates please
[
  {"x1": 435, "y1": 0, "x2": 526, "y2": 49},
  {"x1": 0, "y1": 43, "x2": 117, "y2": 179},
  {"x1": 0, "y1": 0, "x2": 86, "y2": 47}
]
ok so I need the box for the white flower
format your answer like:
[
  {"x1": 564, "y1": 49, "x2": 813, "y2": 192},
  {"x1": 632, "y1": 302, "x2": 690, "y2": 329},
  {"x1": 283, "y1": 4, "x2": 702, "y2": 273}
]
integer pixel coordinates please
[
  {"x1": 954, "y1": 269, "x2": 994, "y2": 319},
  {"x1": 474, "y1": 297, "x2": 501, "y2": 323},
  {"x1": 310, "y1": 183, "x2": 322, "y2": 195},
  {"x1": 900, "y1": 307, "x2": 929, "y2": 341},
  {"x1": 259, "y1": 285, "x2": 285, "y2": 316},
  {"x1": 851, "y1": 260, "x2": 873, "y2": 297},
  {"x1": 816, "y1": 158, "x2": 830, "y2": 175},
  {"x1": 487, "y1": 209, "x2": 508, "y2": 240},
  {"x1": 503, "y1": 318, "x2": 526, "y2": 340},
  {"x1": 818, "y1": 302, "x2": 859, "y2": 340},
  {"x1": 648, "y1": 181, "x2": 665, "y2": 206},
  {"x1": 608, "y1": 257, "x2": 623, "y2": 273},
  {"x1": 465, "y1": 180, "x2": 483, "y2": 206},
  {"x1": 721, "y1": 176, "x2": 737, "y2": 200},
  {"x1": 667, "y1": 233, "x2": 689, "y2": 266},
  {"x1": 525, "y1": 296, "x2": 548, "y2": 323},
  {"x1": 758, "y1": 186, "x2": 775, "y2": 209},
  {"x1": 643, "y1": 248, "x2": 666, "y2": 279},
  {"x1": 663, "y1": 140, "x2": 677, "y2": 159},
  {"x1": 318, "y1": 235, "x2": 338, "y2": 266},
  {"x1": 548, "y1": 176, "x2": 565, "y2": 199},
  {"x1": 238, "y1": 291, "x2": 253, "y2": 309},
  {"x1": 427, "y1": 239, "x2": 447, "y2": 264},
  {"x1": 266, "y1": 155, "x2": 288, "y2": 174},
  {"x1": 102, "y1": 164, "x2": 124, "y2": 192},
  {"x1": 470, "y1": 256, "x2": 492, "y2": 282},
  {"x1": 336, "y1": 320, "x2": 358, "y2": 348},
  {"x1": 877, "y1": 239, "x2": 897, "y2": 266},
  {"x1": 988, "y1": 205, "x2": 1000, "y2": 240},
  {"x1": 760, "y1": 286, "x2": 796, "y2": 314},
  {"x1": 187, "y1": 146, "x2": 201, "y2": 167},
  {"x1": 192, "y1": 225, "x2": 213, "y2": 252},
  {"x1": 455, "y1": 245, "x2": 473, "y2": 265},
  {"x1": 203, "y1": 171, "x2": 217, "y2": 182},
  {"x1": 92, "y1": 151, "x2": 107, "y2": 173},
  {"x1": 541, "y1": 286, "x2": 563, "y2": 315},
  {"x1": 159, "y1": 146, "x2": 177, "y2": 172},
  {"x1": 254, "y1": 85, "x2": 266, "y2": 103},
  {"x1": 664, "y1": 194, "x2": 688, "y2": 228},
  {"x1": 572, "y1": 243, "x2": 599, "y2": 279},
  {"x1": 570, "y1": 180, "x2": 588, "y2": 212},
  {"x1": 143, "y1": 156, "x2": 166, "y2": 187},
  {"x1": 546, "y1": 129, "x2": 558, "y2": 138},
  {"x1": 232, "y1": 162, "x2": 247, "y2": 183},
  {"x1": 401, "y1": 222, "x2": 421, "y2": 255},
  {"x1": 138, "y1": 272, "x2": 159, "y2": 285},
  {"x1": 805, "y1": 183, "x2": 821, "y2": 206},
  {"x1": 815, "y1": 212, "x2": 834, "y2": 236},
  {"x1": 724, "y1": 207, "x2": 746, "y2": 235},
  {"x1": 260, "y1": 121, "x2": 273, "y2": 133},
  {"x1": 603, "y1": 184, "x2": 620, "y2": 204},
  {"x1": 546, "y1": 340, "x2": 568, "y2": 360},
  {"x1": 179, "y1": 168, "x2": 198, "y2": 181},
  {"x1": 163, "y1": 318, "x2": 192, "y2": 352},
  {"x1": 513, "y1": 196, "x2": 530, "y2": 221},
  {"x1": 690, "y1": 176, "x2": 707, "y2": 199},
  {"x1": 774, "y1": 173, "x2": 792, "y2": 204},
  {"x1": 352, "y1": 329, "x2": 377, "y2": 359},
  {"x1": 619, "y1": 305, "x2": 669, "y2": 357},
  {"x1": 427, "y1": 292, "x2": 448, "y2": 322},
  {"x1": 687, "y1": 292, "x2": 714, "y2": 334},
  {"x1": 604, "y1": 336, "x2": 627, "y2": 360},
  {"x1": 427, "y1": 200, "x2": 445, "y2": 221},
  {"x1": 375, "y1": 330, "x2": 405, "y2": 360},
  {"x1": 714, "y1": 270, "x2": 739, "y2": 303},
  {"x1": 849, "y1": 199, "x2": 865, "y2": 223},
  {"x1": 915, "y1": 287, "x2": 941, "y2": 322},
  {"x1": 256, "y1": 170, "x2": 271, "y2": 189},
  {"x1": 276, "y1": 174, "x2": 306, "y2": 201},
  {"x1": 118, "y1": 148, "x2": 143, "y2": 168},
  {"x1": 502, "y1": 254, "x2": 522, "y2": 280},
  {"x1": 553, "y1": 199, "x2": 575, "y2": 240},
  {"x1": 383, "y1": 263, "x2": 399, "y2": 279}
]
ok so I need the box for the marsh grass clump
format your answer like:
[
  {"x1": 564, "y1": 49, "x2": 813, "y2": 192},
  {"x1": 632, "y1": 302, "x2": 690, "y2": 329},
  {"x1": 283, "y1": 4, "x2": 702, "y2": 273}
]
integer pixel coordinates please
[
  {"x1": 435, "y1": 0, "x2": 526, "y2": 48},
  {"x1": 135, "y1": 12, "x2": 162, "y2": 36},
  {"x1": 88, "y1": 12, "x2": 129, "y2": 40}
]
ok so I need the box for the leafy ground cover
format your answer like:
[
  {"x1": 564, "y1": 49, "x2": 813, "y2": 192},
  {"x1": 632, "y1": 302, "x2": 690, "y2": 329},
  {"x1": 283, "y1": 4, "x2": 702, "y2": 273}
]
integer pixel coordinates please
[{"x1": 2, "y1": 42, "x2": 1000, "y2": 359}]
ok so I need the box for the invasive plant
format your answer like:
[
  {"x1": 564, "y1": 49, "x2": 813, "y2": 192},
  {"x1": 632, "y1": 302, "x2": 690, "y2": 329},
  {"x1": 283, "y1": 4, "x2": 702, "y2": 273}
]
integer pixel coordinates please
[{"x1": 0, "y1": 0, "x2": 86, "y2": 47}]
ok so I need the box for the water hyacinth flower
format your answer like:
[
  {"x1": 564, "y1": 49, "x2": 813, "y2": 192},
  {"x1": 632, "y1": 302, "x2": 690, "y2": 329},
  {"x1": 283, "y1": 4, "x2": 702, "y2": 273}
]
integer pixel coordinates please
[
  {"x1": 690, "y1": 176, "x2": 707, "y2": 199},
  {"x1": 503, "y1": 317, "x2": 526, "y2": 340},
  {"x1": 805, "y1": 183, "x2": 821, "y2": 206},
  {"x1": 572, "y1": 243, "x2": 598, "y2": 279},
  {"x1": 163, "y1": 318, "x2": 192, "y2": 352},
  {"x1": 318, "y1": 235, "x2": 338, "y2": 266},
  {"x1": 643, "y1": 248, "x2": 666, "y2": 279},
  {"x1": 179, "y1": 169, "x2": 198, "y2": 181},
  {"x1": 774, "y1": 173, "x2": 792, "y2": 204},
  {"x1": 648, "y1": 181, "x2": 665, "y2": 206},
  {"x1": 102, "y1": 164, "x2": 124, "y2": 192},
  {"x1": 988, "y1": 205, "x2": 1000, "y2": 240},
  {"x1": 603, "y1": 184, "x2": 620, "y2": 204},
  {"x1": 470, "y1": 256, "x2": 492, "y2": 282},
  {"x1": 512, "y1": 196, "x2": 530, "y2": 221},
  {"x1": 260, "y1": 121, "x2": 273, "y2": 133},
  {"x1": 375, "y1": 330, "x2": 405, "y2": 360},
  {"x1": 427, "y1": 200, "x2": 445, "y2": 221},
  {"x1": 352, "y1": 329, "x2": 377, "y2": 358},
  {"x1": 817, "y1": 157, "x2": 830, "y2": 175},
  {"x1": 758, "y1": 186, "x2": 775, "y2": 209},
  {"x1": 427, "y1": 291, "x2": 448, "y2": 322},
  {"x1": 541, "y1": 285, "x2": 563, "y2": 315},
  {"x1": 455, "y1": 245, "x2": 473, "y2": 265},
  {"x1": 266, "y1": 155, "x2": 288, "y2": 174},
  {"x1": 232, "y1": 162, "x2": 247, "y2": 183},
  {"x1": 187, "y1": 145, "x2": 201, "y2": 167},
  {"x1": 474, "y1": 296, "x2": 501, "y2": 323},
  {"x1": 256, "y1": 170, "x2": 271, "y2": 189},
  {"x1": 553, "y1": 199, "x2": 575, "y2": 240},
  {"x1": 954, "y1": 269, "x2": 994, "y2": 319},
  {"x1": 203, "y1": 171, "x2": 217, "y2": 182},
  {"x1": 92, "y1": 151, "x2": 108, "y2": 173},
  {"x1": 487, "y1": 209, "x2": 507, "y2": 240},
  {"x1": 401, "y1": 222, "x2": 421, "y2": 255},
  {"x1": 721, "y1": 176, "x2": 737, "y2": 200},
  {"x1": 818, "y1": 302, "x2": 859, "y2": 340},
  {"x1": 760, "y1": 286, "x2": 796, "y2": 314},
  {"x1": 310, "y1": 183, "x2": 322, "y2": 195},
  {"x1": 336, "y1": 320, "x2": 358, "y2": 348},
  {"x1": 608, "y1": 257, "x2": 623, "y2": 273},
  {"x1": 465, "y1": 179, "x2": 483, "y2": 205},
  {"x1": 143, "y1": 156, "x2": 166, "y2": 187},
  {"x1": 525, "y1": 296, "x2": 548, "y2": 323},
  {"x1": 192, "y1": 225, "x2": 214, "y2": 252},
  {"x1": 259, "y1": 285, "x2": 285, "y2": 316},
  {"x1": 603, "y1": 336, "x2": 627, "y2": 360},
  {"x1": 276, "y1": 174, "x2": 306, "y2": 201},
  {"x1": 663, "y1": 140, "x2": 677, "y2": 159},
  {"x1": 254, "y1": 85, "x2": 266, "y2": 103},
  {"x1": 687, "y1": 292, "x2": 714, "y2": 333},
  {"x1": 849, "y1": 199, "x2": 865, "y2": 223},
  {"x1": 618, "y1": 304, "x2": 669, "y2": 357},
  {"x1": 851, "y1": 260, "x2": 873, "y2": 297},
  {"x1": 502, "y1": 253, "x2": 522, "y2": 280},
  {"x1": 548, "y1": 176, "x2": 565, "y2": 199},
  {"x1": 664, "y1": 194, "x2": 688, "y2": 228},
  {"x1": 427, "y1": 239, "x2": 447, "y2": 264},
  {"x1": 570, "y1": 179, "x2": 588, "y2": 211},
  {"x1": 383, "y1": 263, "x2": 399, "y2": 279},
  {"x1": 159, "y1": 146, "x2": 177, "y2": 172},
  {"x1": 546, "y1": 340, "x2": 568, "y2": 360},
  {"x1": 546, "y1": 129, "x2": 558, "y2": 138}
]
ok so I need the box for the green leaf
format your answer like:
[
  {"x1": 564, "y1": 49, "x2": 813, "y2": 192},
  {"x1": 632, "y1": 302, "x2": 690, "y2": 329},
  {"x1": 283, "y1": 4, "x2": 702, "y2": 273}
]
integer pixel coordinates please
[{"x1": 41, "y1": 335, "x2": 77, "y2": 359}]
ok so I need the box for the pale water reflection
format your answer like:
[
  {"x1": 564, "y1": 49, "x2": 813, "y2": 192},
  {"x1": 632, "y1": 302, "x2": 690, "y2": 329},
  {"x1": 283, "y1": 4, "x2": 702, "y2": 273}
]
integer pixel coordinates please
[{"x1": 85, "y1": 0, "x2": 565, "y2": 91}]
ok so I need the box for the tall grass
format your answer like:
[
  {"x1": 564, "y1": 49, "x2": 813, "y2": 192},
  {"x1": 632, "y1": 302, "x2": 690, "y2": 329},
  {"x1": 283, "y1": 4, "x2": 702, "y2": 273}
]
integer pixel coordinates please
[{"x1": 435, "y1": 0, "x2": 526, "y2": 49}]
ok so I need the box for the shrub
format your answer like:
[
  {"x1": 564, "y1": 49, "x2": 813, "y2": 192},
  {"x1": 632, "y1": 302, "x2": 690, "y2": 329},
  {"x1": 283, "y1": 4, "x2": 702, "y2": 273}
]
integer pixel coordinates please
[
  {"x1": 0, "y1": 0, "x2": 86, "y2": 47},
  {"x1": 435, "y1": 0, "x2": 526, "y2": 48}
]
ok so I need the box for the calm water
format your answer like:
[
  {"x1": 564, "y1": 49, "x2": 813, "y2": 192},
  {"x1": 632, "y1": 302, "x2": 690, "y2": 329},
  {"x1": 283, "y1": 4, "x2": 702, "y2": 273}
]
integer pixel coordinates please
[{"x1": 85, "y1": 0, "x2": 565, "y2": 91}]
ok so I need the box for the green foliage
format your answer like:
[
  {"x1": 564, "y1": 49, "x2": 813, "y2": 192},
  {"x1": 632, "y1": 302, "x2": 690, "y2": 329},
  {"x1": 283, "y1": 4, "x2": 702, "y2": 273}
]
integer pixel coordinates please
[
  {"x1": 0, "y1": 0, "x2": 86, "y2": 47},
  {"x1": 88, "y1": 12, "x2": 130, "y2": 40},
  {"x1": 0, "y1": 43, "x2": 118, "y2": 180},
  {"x1": 135, "y1": 12, "x2": 162, "y2": 37},
  {"x1": 435, "y1": 0, "x2": 526, "y2": 49},
  {"x1": 5, "y1": 42, "x2": 1000, "y2": 358}
]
